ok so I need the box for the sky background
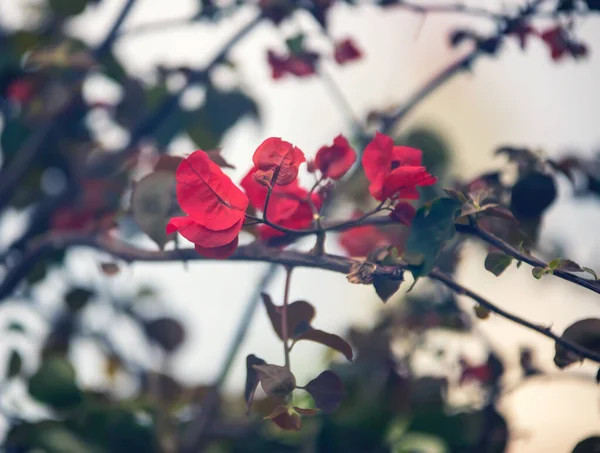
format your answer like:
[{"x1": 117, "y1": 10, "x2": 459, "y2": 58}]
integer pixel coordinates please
[{"x1": 2, "y1": 1, "x2": 600, "y2": 452}]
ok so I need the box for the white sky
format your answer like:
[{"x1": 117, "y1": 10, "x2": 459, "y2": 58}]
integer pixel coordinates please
[{"x1": 2, "y1": 0, "x2": 600, "y2": 451}]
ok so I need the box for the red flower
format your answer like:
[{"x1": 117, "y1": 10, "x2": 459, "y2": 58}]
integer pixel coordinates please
[
  {"x1": 252, "y1": 137, "x2": 306, "y2": 186},
  {"x1": 312, "y1": 134, "x2": 356, "y2": 180},
  {"x1": 240, "y1": 167, "x2": 321, "y2": 240},
  {"x1": 267, "y1": 49, "x2": 319, "y2": 80},
  {"x1": 362, "y1": 132, "x2": 436, "y2": 201},
  {"x1": 167, "y1": 150, "x2": 248, "y2": 258},
  {"x1": 334, "y1": 38, "x2": 362, "y2": 65},
  {"x1": 540, "y1": 26, "x2": 588, "y2": 61},
  {"x1": 389, "y1": 202, "x2": 416, "y2": 227}
]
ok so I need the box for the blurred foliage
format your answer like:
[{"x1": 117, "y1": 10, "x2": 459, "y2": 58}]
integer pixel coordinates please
[{"x1": 0, "y1": 0, "x2": 599, "y2": 452}]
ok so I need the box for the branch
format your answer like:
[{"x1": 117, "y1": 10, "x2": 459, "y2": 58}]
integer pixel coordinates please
[
  {"x1": 0, "y1": 231, "x2": 404, "y2": 300},
  {"x1": 379, "y1": 0, "x2": 549, "y2": 134},
  {"x1": 429, "y1": 269, "x2": 600, "y2": 364},
  {"x1": 456, "y1": 223, "x2": 600, "y2": 295},
  {"x1": 5, "y1": 229, "x2": 600, "y2": 367}
]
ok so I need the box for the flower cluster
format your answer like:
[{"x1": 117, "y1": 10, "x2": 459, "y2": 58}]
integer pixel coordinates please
[
  {"x1": 267, "y1": 38, "x2": 362, "y2": 80},
  {"x1": 167, "y1": 132, "x2": 436, "y2": 258}
]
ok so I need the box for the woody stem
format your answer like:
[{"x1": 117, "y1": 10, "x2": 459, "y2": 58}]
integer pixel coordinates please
[{"x1": 282, "y1": 266, "x2": 293, "y2": 369}]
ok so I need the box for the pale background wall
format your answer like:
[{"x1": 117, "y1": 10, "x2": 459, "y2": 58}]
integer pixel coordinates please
[{"x1": 1, "y1": 1, "x2": 600, "y2": 452}]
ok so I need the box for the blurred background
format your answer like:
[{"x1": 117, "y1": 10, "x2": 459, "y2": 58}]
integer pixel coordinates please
[{"x1": 1, "y1": 0, "x2": 600, "y2": 452}]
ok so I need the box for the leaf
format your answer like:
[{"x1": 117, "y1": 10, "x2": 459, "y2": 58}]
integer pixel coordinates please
[
  {"x1": 572, "y1": 437, "x2": 600, "y2": 453},
  {"x1": 298, "y1": 329, "x2": 353, "y2": 361},
  {"x1": 554, "y1": 318, "x2": 600, "y2": 368},
  {"x1": 131, "y1": 170, "x2": 179, "y2": 249},
  {"x1": 264, "y1": 404, "x2": 288, "y2": 420},
  {"x1": 64, "y1": 287, "x2": 94, "y2": 312},
  {"x1": 261, "y1": 294, "x2": 352, "y2": 361},
  {"x1": 403, "y1": 198, "x2": 462, "y2": 279},
  {"x1": 6, "y1": 350, "x2": 22, "y2": 379},
  {"x1": 285, "y1": 34, "x2": 306, "y2": 54},
  {"x1": 510, "y1": 172, "x2": 557, "y2": 220},
  {"x1": 482, "y1": 205, "x2": 518, "y2": 222},
  {"x1": 244, "y1": 354, "x2": 266, "y2": 413},
  {"x1": 253, "y1": 364, "x2": 296, "y2": 398},
  {"x1": 269, "y1": 408, "x2": 301, "y2": 431},
  {"x1": 28, "y1": 357, "x2": 82, "y2": 409},
  {"x1": 484, "y1": 252, "x2": 512, "y2": 276},
  {"x1": 205, "y1": 149, "x2": 235, "y2": 169},
  {"x1": 143, "y1": 317, "x2": 185, "y2": 352},
  {"x1": 373, "y1": 276, "x2": 401, "y2": 303},
  {"x1": 186, "y1": 86, "x2": 259, "y2": 150},
  {"x1": 443, "y1": 188, "x2": 469, "y2": 204},
  {"x1": 48, "y1": 0, "x2": 87, "y2": 16},
  {"x1": 532, "y1": 266, "x2": 546, "y2": 279},
  {"x1": 303, "y1": 370, "x2": 345, "y2": 413},
  {"x1": 294, "y1": 406, "x2": 320, "y2": 416},
  {"x1": 261, "y1": 293, "x2": 315, "y2": 340},
  {"x1": 583, "y1": 267, "x2": 599, "y2": 280}
]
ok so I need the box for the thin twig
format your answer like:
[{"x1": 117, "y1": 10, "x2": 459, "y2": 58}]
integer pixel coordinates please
[
  {"x1": 379, "y1": 0, "x2": 550, "y2": 134},
  {"x1": 282, "y1": 266, "x2": 293, "y2": 369},
  {"x1": 429, "y1": 269, "x2": 600, "y2": 364},
  {"x1": 456, "y1": 223, "x2": 600, "y2": 295}
]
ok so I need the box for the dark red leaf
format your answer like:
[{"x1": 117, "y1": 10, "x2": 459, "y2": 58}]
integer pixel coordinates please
[
  {"x1": 297, "y1": 328, "x2": 353, "y2": 361},
  {"x1": 270, "y1": 409, "x2": 301, "y2": 431},
  {"x1": 389, "y1": 202, "x2": 416, "y2": 226},
  {"x1": 303, "y1": 370, "x2": 345, "y2": 413},
  {"x1": 205, "y1": 149, "x2": 235, "y2": 169},
  {"x1": 245, "y1": 354, "x2": 266, "y2": 413},
  {"x1": 261, "y1": 293, "x2": 315, "y2": 339}
]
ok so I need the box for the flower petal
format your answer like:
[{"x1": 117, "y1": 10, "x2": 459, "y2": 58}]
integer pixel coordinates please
[
  {"x1": 314, "y1": 134, "x2": 356, "y2": 180},
  {"x1": 175, "y1": 150, "x2": 248, "y2": 231},
  {"x1": 167, "y1": 216, "x2": 243, "y2": 248},
  {"x1": 362, "y1": 132, "x2": 393, "y2": 185},
  {"x1": 381, "y1": 166, "x2": 436, "y2": 200},
  {"x1": 253, "y1": 137, "x2": 306, "y2": 186}
]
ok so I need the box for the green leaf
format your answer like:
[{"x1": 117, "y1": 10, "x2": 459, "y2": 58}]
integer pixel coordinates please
[
  {"x1": 48, "y1": 0, "x2": 87, "y2": 16},
  {"x1": 583, "y1": 266, "x2": 598, "y2": 280},
  {"x1": 531, "y1": 266, "x2": 546, "y2": 279},
  {"x1": 131, "y1": 170, "x2": 180, "y2": 249},
  {"x1": 285, "y1": 33, "x2": 306, "y2": 54},
  {"x1": 186, "y1": 85, "x2": 259, "y2": 150},
  {"x1": 28, "y1": 357, "x2": 82, "y2": 409},
  {"x1": 403, "y1": 198, "x2": 462, "y2": 280},
  {"x1": 484, "y1": 252, "x2": 512, "y2": 277},
  {"x1": 554, "y1": 318, "x2": 600, "y2": 368}
]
